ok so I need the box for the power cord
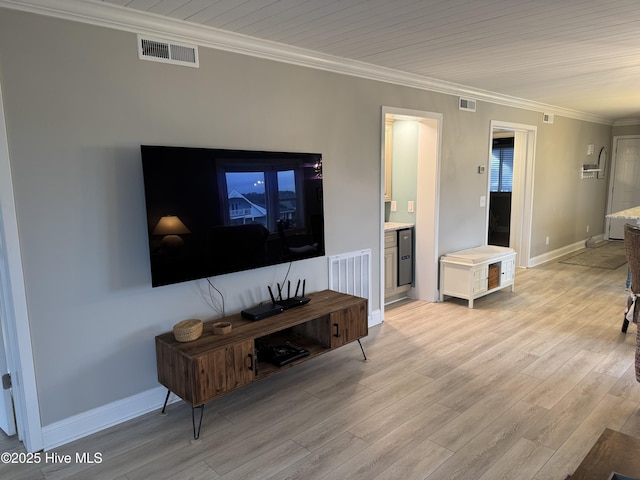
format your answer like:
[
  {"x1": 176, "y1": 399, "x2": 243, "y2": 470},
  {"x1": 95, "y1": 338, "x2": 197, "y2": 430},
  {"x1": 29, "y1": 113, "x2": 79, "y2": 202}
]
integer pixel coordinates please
[{"x1": 206, "y1": 277, "x2": 225, "y2": 318}]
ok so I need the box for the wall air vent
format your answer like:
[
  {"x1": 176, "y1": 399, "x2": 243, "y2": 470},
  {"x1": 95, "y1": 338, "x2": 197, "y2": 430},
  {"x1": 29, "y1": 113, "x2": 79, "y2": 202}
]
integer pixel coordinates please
[
  {"x1": 543, "y1": 113, "x2": 554, "y2": 124},
  {"x1": 458, "y1": 97, "x2": 476, "y2": 112},
  {"x1": 137, "y1": 35, "x2": 199, "y2": 68}
]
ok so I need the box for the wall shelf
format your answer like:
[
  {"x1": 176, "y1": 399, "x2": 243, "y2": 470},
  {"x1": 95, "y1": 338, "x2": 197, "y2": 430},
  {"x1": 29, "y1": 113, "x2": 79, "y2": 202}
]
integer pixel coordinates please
[{"x1": 581, "y1": 168, "x2": 601, "y2": 179}]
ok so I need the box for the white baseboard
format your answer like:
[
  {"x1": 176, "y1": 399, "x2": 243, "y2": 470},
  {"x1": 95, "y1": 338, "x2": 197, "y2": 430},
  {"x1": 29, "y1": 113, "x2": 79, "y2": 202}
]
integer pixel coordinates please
[
  {"x1": 41, "y1": 386, "x2": 177, "y2": 451},
  {"x1": 585, "y1": 234, "x2": 607, "y2": 247},
  {"x1": 528, "y1": 239, "x2": 586, "y2": 267},
  {"x1": 369, "y1": 308, "x2": 383, "y2": 327}
]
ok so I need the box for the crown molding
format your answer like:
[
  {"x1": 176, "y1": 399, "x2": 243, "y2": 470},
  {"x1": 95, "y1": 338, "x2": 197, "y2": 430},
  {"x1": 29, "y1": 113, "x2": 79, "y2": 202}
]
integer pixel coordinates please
[
  {"x1": 0, "y1": 0, "x2": 614, "y2": 126},
  {"x1": 613, "y1": 118, "x2": 640, "y2": 127}
]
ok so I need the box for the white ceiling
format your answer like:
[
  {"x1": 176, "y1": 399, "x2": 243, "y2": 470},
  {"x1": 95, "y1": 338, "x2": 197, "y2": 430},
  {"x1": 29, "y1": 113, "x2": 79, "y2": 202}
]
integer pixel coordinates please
[{"x1": 6, "y1": 0, "x2": 640, "y2": 123}]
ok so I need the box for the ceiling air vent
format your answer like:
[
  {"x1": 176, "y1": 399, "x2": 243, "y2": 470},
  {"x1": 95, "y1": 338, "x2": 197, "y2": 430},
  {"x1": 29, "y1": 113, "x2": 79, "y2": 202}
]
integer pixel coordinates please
[
  {"x1": 459, "y1": 97, "x2": 476, "y2": 112},
  {"x1": 137, "y1": 35, "x2": 199, "y2": 68},
  {"x1": 543, "y1": 113, "x2": 554, "y2": 124}
]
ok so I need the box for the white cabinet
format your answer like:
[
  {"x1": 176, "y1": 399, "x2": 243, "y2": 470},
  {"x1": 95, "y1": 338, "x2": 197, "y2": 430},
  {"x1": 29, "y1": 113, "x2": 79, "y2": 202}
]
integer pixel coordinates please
[
  {"x1": 384, "y1": 244, "x2": 397, "y2": 298},
  {"x1": 384, "y1": 229, "x2": 411, "y2": 303},
  {"x1": 439, "y1": 245, "x2": 516, "y2": 308}
]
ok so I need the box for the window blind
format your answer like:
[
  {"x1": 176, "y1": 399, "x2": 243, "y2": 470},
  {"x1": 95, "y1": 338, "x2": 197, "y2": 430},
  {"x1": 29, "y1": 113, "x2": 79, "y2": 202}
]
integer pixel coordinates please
[{"x1": 490, "y1": 138, "x2": 514, "y2": 192}]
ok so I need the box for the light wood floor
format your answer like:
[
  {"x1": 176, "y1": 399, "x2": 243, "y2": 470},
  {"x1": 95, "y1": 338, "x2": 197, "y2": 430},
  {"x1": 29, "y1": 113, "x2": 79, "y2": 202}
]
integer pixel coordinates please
[{"x1": 2, "y1": 254, "x2": 639, "y2": 479}]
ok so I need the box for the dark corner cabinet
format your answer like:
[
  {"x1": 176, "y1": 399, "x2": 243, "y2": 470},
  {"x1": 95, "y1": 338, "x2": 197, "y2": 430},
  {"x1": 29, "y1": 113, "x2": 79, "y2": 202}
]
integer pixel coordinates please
[{"x1": 155, "y1": 290, "x2": 368, "y2": 440}]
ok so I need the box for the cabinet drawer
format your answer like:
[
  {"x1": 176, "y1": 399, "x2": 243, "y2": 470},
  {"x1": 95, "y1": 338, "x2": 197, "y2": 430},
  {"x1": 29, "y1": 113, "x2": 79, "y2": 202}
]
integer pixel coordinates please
[{"x1": 384, "y1": 231, "x2": 397, "y2": 248}]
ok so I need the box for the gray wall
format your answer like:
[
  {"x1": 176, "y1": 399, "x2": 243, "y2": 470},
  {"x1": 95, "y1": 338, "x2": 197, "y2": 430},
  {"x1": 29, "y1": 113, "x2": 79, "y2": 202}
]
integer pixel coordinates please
[
  {"x1": 532, "y1": 117, "x2": 612, "y2": 253},
  {"x1": 0, "y1": 9, "x2": 613, "y2": 426}
]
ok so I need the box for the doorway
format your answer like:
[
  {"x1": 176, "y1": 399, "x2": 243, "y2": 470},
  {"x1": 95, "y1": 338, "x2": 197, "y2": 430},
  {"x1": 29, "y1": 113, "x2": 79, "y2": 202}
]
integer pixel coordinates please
[
  {"x1": 606, "y1": 135, "x2": 640, "y2": 239},
  {"x1": 380, "y1": 106, "x2": 442, "y2": 317},
  {"x1": 0, "y1": 230, "x2": 17, "y2": 436},
  {"x1": 488, "y1": 134, "x2": 514, "y2": 247},
  {"x1": 0, "y1": 80, "x2": 42, "y2": 451},
  {"x1": 487, "y1": 121, "x2": 537, "y2": 268}
]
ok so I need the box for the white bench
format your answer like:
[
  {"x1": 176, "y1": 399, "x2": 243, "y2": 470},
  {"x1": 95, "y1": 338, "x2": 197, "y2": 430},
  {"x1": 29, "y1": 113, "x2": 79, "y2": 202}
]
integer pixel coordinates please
[{"x1": 439, "y1": 245, "x2": 516, "y2": 308}]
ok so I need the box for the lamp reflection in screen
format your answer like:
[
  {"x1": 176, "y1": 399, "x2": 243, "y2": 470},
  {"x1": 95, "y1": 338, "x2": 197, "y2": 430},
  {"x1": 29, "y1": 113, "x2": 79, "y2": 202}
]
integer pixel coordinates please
[{"x1": 152, "y1": 215, "x2": 191, "y2": 248}]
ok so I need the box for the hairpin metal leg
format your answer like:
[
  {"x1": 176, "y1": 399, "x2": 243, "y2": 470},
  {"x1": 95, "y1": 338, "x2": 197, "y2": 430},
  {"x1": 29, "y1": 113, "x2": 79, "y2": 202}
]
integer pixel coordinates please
[
  {"x1": 357, "y1": 339, "x2": 367, "y2": 361},
  {"x1": 192, "y1": 405, "x2": 205, "y2": 441},
  {"x1": 160, "y1": 389, "x2": 171, "y2": 415}
]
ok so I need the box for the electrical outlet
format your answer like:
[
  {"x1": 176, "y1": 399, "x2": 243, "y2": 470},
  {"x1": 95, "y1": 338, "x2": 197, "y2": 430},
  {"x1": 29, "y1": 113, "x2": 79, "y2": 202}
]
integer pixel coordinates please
[
  {"x1": 586, "y1": 225, "x2": 590, "y2": 233},
  {"x1": 546, "y1": 236, "x2": 550, "y2": 245},
  {"x1": 390, "y1": 200, "x2": 397, "y2": 212},
  {"x1": 480, "y1": 196, "x2": 486, "y2": 207}
]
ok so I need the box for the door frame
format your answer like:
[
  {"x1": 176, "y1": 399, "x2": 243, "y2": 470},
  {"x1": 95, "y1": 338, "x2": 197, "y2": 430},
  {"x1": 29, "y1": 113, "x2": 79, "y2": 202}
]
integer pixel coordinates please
[
  {"x1": 487, "y1": 121, "x2": 537, "y2": 268},
  {"x1": 605, "y1": 135, "x2": 640, "y2": 239},
  {"x1": 380, "y1": 106, "x2": 442, "y2": 314},
  {"x1": 0, "y1": 218, "x2": 17, "y2": 436},
  {"x1": 0, "y1": 80, "x2": 43, "y2": 451}
]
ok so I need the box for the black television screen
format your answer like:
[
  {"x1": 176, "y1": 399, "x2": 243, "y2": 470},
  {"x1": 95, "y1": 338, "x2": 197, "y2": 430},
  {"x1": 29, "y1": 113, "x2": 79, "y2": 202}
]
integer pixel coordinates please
[{"x1": 141, "y1": 145, "x2": 324, "y2": 287}]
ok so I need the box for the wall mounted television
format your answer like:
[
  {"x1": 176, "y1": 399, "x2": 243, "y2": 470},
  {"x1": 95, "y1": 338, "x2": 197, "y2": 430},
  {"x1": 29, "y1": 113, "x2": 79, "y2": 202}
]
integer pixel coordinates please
[{"x1": 141, "y1": 145, "x2": 325, "y2": 287}]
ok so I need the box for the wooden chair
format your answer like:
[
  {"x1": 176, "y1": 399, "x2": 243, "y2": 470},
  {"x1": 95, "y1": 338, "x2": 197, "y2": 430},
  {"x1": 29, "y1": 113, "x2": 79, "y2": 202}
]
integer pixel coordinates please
[
  {"x1": 622, "y1": 223, "x2": 640, "y2": 383},
  {"x1": 622, "y1": 223, "x2": 640, "y2": 332}
]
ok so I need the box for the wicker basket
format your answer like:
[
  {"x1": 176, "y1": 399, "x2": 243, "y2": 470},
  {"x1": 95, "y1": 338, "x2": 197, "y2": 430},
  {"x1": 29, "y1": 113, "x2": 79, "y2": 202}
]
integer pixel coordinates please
[
  {"x1": 173, "y1": 319, "x2": 203, "y2": 342},
  {"x1": 212, "y1": 321, "x2": 232, "y2": 335}
]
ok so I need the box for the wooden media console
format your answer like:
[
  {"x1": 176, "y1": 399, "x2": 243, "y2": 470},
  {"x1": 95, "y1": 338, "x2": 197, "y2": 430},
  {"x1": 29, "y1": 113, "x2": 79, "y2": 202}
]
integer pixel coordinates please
[{"x1": 155, "y1": 289, "x2": 368, "y2": 440}]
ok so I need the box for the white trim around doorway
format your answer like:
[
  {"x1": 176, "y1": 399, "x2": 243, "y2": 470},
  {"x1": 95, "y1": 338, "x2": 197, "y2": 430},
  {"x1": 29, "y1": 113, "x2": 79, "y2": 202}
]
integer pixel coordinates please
[
  {"x1": 381, "y1": 106, "x2": 442, "y2": 315},
  {"x1": 487, "y1": 121, "x2": 537, "y2": 268},
  {"x1": 0, "y1": 80, "x2": 43, "y2": 452}
]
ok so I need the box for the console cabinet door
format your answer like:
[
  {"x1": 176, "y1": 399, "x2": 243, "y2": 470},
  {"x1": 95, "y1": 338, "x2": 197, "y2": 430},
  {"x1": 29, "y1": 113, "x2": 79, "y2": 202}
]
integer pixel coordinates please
[
  {"x1": 330, "y1": 302, "x2": 368, "y2": 348},
  {"x1": 384, "y1": 247, "x2": 398, "y2": 297},
  {"x1": 472, "y1": 266, "x2": 488, "y2": 294},
  {"x1": 501, "y1": 257, "x2": 516, "y2": 285},
  {"x1": 192, "y1": 340, "x2": 255, "y2": 405}
]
